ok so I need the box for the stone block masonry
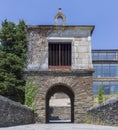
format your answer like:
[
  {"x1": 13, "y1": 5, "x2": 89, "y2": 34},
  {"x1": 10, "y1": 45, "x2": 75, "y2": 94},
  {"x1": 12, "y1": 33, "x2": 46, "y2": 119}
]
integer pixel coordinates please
[
  {"x1": 49, "y1": 106, "x2": 71, "y2": 121},
  {"x1": 0, "y1": 95, "x2": 34, "y2": 127},
  {"x1": 87, "y1": 98, "x2": 118, "y2": 126},
  {"x1": 26, "y1": 70, "x2": 93, "y2": 123},
  {"x1": 26, "y1": 25, "x2": 94, "y2": 123},
  {"x1": 26, "y1": 26, "x2": 93, "y2": 71}
]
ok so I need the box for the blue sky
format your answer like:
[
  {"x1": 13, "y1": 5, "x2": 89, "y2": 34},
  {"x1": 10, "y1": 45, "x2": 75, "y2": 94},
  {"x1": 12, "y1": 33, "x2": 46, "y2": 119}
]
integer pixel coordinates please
[{"x1": 0, "y1": 0, "x2": 118, "y2": 49}]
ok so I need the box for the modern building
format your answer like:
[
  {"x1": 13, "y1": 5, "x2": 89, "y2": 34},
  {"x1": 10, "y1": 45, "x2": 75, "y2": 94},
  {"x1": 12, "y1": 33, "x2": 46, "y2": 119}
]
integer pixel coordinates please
[{"x1": 92, "y1": 50, "x2": 118, "y2": 95}]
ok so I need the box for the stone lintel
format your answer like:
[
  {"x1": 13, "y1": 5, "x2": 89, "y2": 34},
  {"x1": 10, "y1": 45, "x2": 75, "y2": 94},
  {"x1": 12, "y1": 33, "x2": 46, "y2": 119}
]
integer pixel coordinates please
[
  {"x1": 25, "y1": 69, "x2": 94, "y2": 77},
  {"x1": 26, "y1": 25, "x2": 95, "y2": 35}
]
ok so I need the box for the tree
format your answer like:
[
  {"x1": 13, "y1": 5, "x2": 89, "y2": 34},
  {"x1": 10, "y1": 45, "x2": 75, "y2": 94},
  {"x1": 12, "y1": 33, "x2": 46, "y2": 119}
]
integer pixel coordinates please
[
  {"x1": 98, "y1": 84, "x2": 104, "y2": 104},
  {"x1": 0, "y1": 20, "x2": 27, "y2": 103}
]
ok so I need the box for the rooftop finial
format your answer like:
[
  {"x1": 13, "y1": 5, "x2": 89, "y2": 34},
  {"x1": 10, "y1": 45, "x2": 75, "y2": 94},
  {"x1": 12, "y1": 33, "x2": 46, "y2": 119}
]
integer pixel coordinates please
[
  {"x1": 54, "y1": 8, "x2": 66, "y2": 26},
  {"x1": 58, "y1": 8, "x2": 62, "y2": 13}
]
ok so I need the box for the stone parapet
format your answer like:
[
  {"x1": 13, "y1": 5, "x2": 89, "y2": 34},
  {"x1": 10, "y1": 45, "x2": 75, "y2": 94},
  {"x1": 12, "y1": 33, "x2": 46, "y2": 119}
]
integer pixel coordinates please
[
  {"x1": 0, "y1": 95, "x2": 34, "y2": 127},
  {"x1": 87, "y1": 98, "x2": 118, "y2": 126},
  {"x1": 25, "y1": 69, "x2": 94, "y2": 77}
]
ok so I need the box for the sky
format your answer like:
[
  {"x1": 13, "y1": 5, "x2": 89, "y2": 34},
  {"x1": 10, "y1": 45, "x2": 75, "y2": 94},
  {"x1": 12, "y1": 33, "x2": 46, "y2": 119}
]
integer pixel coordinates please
[{"x1": 0, "y1": 0, "x2": 118, "y2": 49}]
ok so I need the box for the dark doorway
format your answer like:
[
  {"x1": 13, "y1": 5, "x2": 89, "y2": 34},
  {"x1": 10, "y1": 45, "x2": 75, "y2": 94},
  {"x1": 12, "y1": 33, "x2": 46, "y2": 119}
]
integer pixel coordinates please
[{"x1": 46, "y1": 84, "x2": 74, "y2": 123}]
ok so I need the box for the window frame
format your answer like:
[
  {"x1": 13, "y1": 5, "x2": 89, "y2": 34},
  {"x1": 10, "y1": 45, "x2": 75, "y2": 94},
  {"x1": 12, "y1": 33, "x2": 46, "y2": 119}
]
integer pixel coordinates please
[{"x1": 48, "y1": 42, "x2": 72, "y2": 69}]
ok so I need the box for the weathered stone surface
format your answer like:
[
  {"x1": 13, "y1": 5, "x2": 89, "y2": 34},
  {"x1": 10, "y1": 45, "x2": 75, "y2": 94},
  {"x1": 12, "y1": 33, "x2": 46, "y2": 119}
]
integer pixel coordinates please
[
  {"x1": 26, "y1": 26, "x2": 94, "y2": 71},
  {"x1": 0, "y1": 95, "x2": 34, "y2": 127},
  {"x1": 49, "y1": 106, "x2": 71, "y2": 120},
  {"x1": 26, "y1": 70, "x2": 93, "y2": 123},
  {"x1": 87, "y1": 98, "x2": 118, "y2": 126},
  {"x1": 26, "y1": 25, "x2": 94, "y2": 123}
]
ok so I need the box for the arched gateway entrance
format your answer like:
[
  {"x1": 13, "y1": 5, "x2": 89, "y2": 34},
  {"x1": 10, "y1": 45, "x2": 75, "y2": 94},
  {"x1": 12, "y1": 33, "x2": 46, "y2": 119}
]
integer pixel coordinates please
[
  {"x1": 26, "y1": 8, "x2": 94, "y2": 123},
  {"x1": 46, "y1": 84, "x2": 74, "y2": 123}
]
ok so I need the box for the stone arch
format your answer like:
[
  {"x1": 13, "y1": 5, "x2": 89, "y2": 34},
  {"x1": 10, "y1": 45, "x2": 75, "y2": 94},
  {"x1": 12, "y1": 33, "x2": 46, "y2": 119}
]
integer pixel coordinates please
[
  {"x1": 54, "y1": 8, "x2": 66, "y2": 25},
  {"x1": 45, "y1": 83, "x2": 74, "y2": 123}
]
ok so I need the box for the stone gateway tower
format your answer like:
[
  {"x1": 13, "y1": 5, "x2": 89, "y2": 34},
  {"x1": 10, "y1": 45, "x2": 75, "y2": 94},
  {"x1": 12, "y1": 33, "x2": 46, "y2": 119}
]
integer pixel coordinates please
[{"x1": 26, "y1": 8, "x2": 95, "y2": 123}]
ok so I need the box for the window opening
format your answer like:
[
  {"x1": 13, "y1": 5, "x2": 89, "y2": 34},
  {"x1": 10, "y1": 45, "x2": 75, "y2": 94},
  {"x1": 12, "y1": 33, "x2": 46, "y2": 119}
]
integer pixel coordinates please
[{"x1": 48, "y1": 43, "x2": 71, "y2": 68}]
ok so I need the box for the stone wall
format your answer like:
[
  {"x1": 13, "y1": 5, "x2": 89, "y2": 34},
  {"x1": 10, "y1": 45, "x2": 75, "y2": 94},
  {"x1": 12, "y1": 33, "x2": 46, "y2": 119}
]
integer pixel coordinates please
[
  {"x1": 26, "y1": 26, "x2": 93, "y2": 71},
  {"x1": 87, "y1": 98, "x2": 118, "y2": 126},
  {"x1": 26, "y1": 70, "x2": 93, "y2": 123},
  {"x1": 49, "y1": 106, "x2": 71, "y2": 121},
  {"x1": 0, "y1": 95, "x2": 34, "y2": 127},
  {"x1": 26, "y1": 25, "x2": 94, "y2": 123}
]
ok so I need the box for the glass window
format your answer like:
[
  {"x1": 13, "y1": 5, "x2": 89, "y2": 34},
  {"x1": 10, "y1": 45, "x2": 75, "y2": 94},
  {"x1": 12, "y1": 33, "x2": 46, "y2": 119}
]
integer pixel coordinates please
[
  {"x1": 104, "y1": 86, "x2": 110, "y2": 94},
  {"x1": 110, "y1": 82, "x2": 118, "y2": 94},
  {"x1": 104, "y1": 65, "x2": 109, "y2": 77},
  {"x1": 111, "y1": 67, "x2": 117, "y2": 77},
  {"x1": 93, "y1": 82, "x2": 101, "y2": 95},
  {"x1": 92, "y1": 51, "x2": 118, "y2": 61},
  {"x1": 107, "y1": 53, "x2": 116, "y2": 60},
  {"x1": 93, "y1": 81, "x2": 118, "y2": 95},
  {"x1": 93, "y1": 64, "x2": 118, "y2": 78},
  {"x1": 111, "y1": 81, "x2": 118, "y2": 86},
  {"x1": 103, "y1": 82, "x2": 109, "y2": 93},
  {"x1": 110, "y1": 86, "x2": 117, "y2": 94},
  {"x1": 110, "y1": 64, "x2": 118, "y2": 77},
  {"x1": 92, "y1": 53, "x2": 98, "y2": 60},
  {"x1": 99, "y1": 53, "x2": 106, "y2": 60},
  {"x1": 93, "y1": 64, "x2": 103, "y2": 78},
  {"x1": 103, "y1": 64, "x2": 109, "y2": 77}
]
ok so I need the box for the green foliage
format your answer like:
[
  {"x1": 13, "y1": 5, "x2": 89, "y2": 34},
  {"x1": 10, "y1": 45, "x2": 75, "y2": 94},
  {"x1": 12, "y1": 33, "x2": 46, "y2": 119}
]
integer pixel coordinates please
[
  {"x1": 98, "y1": 84, "x2": 104, "y2": 104},
  {"x1": 25, "y1": 79, "x2": 38, "y2": 110},
  {"x1": 0, "y1": 19, "x2": 27, "y2": 103},
  {"x1": 86, "y1": 114, "x2": 93, "y2": 124},
  {"x1": 94, "y1": 94, "x2": 118, "y2": 106}
]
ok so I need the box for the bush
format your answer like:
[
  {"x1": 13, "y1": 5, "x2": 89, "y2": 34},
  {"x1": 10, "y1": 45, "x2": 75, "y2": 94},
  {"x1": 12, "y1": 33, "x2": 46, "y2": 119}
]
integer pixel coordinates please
[
  {"x1": 98, "y1": 84, "x2": 104, "y2": 104},
  {"x1": 25, "y1": 79, "x2": 38, "y2": 109}
]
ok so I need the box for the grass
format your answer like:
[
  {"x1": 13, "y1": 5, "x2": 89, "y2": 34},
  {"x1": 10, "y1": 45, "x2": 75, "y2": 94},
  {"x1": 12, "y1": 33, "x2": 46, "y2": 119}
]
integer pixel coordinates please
[{"x1": 93, "y1": 94, "x2": 118, "y2": 106}]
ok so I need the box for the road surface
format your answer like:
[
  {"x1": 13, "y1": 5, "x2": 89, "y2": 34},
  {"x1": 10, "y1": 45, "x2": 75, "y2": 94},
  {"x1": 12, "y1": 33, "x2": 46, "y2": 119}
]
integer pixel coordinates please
[{"x1": 0, "y1": 124, "x2": 117, "y2": 130}]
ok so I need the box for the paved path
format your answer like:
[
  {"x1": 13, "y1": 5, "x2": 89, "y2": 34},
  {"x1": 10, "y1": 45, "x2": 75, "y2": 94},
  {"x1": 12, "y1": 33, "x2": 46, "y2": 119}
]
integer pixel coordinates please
[{"x1": 0, "y1": 124, "x2": 117, "y2": 130}]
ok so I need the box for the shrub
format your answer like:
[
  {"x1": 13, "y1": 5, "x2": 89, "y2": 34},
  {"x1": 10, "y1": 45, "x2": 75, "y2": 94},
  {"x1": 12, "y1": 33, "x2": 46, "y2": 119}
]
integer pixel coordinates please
[
  {"x1": 98, "y1": 84, "x2": 104, "y2": 104},
  {"x1": 25, "y1": 79, "x2": 38, "y2": 109}
]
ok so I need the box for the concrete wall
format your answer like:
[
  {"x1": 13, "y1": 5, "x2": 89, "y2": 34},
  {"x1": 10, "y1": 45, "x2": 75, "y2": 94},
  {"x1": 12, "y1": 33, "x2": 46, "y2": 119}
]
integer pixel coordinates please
[
  {"x1": 0, "y1": 95, "x2": 34, "y2": 127},
  {"x1": 87, "y1": 98, "x2": 118, "y2": 126}
]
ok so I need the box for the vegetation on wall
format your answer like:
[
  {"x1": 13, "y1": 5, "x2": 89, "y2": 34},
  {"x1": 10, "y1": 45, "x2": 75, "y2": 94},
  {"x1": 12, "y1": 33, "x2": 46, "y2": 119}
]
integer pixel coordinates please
[
  {"x1": 0, "y1": 19, "x2": 27, "y2": 104},
  {"x1": 25, "y1": 79, "x2": 38, "y2": 109}
]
